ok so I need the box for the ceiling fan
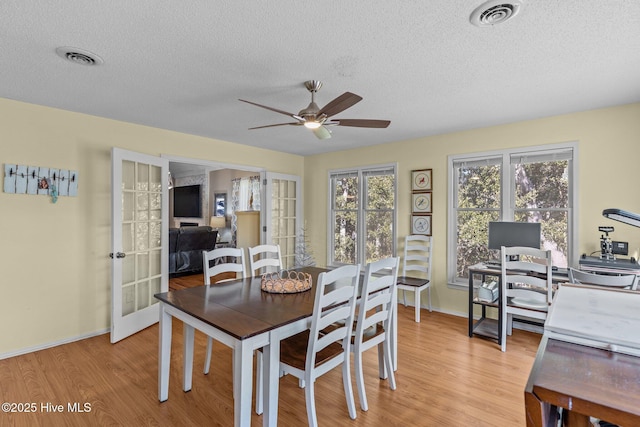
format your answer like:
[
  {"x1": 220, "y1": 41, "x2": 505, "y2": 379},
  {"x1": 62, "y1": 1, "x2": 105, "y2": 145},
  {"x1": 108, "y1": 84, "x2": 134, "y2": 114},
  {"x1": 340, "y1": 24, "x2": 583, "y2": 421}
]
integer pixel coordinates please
[{"x1": 239, "y1": 80, "x2": 390, "y2": 140}]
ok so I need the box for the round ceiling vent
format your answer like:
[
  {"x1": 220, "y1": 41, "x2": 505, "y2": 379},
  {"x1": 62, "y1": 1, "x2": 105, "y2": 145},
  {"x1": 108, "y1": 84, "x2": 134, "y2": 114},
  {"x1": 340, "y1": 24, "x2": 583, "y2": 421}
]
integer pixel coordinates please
[
  {"x1": 55, "y1": 47, "x2": 104, "y2": 66},
  {"x1": 470, "y1": 1, "x2": 522, "y2": 27}
]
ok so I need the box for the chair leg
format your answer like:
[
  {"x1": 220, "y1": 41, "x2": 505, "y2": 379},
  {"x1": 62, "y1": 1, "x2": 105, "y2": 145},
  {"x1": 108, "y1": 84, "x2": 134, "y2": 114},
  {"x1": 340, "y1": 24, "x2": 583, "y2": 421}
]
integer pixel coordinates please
[
  {"x1": 305, "y1": 372, "x2": 318, "y2": 427},
  {"x1": 383, "y1": 340, "x2": 396, "y2": 391},
  {"x1": 402, "y1": 289, "x2": 407, "y2": 307},
  {"x1": 501, "y1": 312, "x2": 507, "y2": 352},
  {"x1": 507, "y1": 313, "x2": 513, "y2": 336},
  {"x1": 354, "y1": 346, "x2": 368, "y2": 411},
  {"x1": 414, "y1": 288, "x2": 421, "y2": 322},
  {"x1": 427, "y1": 286, "x2": 432, "y2": 312},
  {"x1": 204, "y1": 337, "x2": 213, "y2": 374},
  {"x1": 376, "y1": 342, "x2": 387, "y2": 380},
  {"x1": 342, "y1": 353, "x2": 357, "y2": 419}
]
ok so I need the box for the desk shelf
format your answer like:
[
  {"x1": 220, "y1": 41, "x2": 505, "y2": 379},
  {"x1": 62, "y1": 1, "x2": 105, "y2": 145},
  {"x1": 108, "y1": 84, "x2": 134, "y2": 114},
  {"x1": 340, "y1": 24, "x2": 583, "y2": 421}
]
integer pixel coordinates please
[
  {"x1": 471, "y1": 317, "x2": 499, "y2": 341},
  {"x1": 468, "y1": 267, "x2": 503, "y2": 346}
]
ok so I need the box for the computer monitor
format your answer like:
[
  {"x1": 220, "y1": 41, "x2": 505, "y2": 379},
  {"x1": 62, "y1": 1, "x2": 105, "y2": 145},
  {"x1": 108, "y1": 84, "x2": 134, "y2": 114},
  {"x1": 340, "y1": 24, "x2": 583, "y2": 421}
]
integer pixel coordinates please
[{"x1": 488, "y1": 221, "x2": 541, "y2": 250}]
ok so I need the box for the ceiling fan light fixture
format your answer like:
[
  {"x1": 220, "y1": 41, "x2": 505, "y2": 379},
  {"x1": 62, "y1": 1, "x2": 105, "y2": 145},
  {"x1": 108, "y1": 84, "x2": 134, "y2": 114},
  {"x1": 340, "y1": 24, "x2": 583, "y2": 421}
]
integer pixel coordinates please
[{"x1": 304, "y1": 121, "x2": 322, "y2": 129}]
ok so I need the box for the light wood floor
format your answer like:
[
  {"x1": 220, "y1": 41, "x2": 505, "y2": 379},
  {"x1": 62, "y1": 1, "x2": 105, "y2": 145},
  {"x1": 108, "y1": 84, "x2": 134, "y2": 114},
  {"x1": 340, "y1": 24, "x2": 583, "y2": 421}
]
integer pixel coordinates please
[{"x1": 0, "y1": 274, "x2": 542, "y2": 426}]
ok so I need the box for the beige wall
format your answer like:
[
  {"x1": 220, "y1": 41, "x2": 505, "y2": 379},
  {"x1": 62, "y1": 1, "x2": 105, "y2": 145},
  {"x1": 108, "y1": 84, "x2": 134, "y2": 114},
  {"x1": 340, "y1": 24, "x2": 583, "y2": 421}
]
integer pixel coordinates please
[
  {"x1": 0, "y1": 98, "x2": 303, "y2": 355},
  {"x1": 304, "y1": 102, "x2": 640, "y2": 316},
  {"x1": 2, "y1": 96, "x2": 639, "y2": 356}
]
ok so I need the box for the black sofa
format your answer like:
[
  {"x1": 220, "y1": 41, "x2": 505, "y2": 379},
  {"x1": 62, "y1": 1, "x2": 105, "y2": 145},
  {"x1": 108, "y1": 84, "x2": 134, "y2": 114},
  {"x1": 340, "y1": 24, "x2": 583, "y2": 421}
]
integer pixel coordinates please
[{"x1": 169, "y1": 226, "x2": 218, "y2": 275}]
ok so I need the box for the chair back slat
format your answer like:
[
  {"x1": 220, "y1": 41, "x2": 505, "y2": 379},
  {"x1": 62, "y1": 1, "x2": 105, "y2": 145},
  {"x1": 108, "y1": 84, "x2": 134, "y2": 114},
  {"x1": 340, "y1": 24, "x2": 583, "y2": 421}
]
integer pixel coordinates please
[
  {"x1": 402, "y1": 235, "x2": 432, "y2": 279},
  {"x1": 355, "y1": 257, "x2": 399, "y2": 345},
  {"x1": 248, "y1": 244, "x2": 282, "y2": 276},
  {"x1": 202, "y1": 247, "x2": 246, "y2": 285},
  {"x1": 306, "y1": 264, "x2": 360, "y2": 372}
]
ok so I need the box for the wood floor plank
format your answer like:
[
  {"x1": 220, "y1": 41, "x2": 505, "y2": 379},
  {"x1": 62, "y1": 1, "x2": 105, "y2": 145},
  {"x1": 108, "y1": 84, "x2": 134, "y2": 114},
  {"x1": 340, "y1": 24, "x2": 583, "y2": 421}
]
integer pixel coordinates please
[{"x1": 0, "y1": 274, "x2": 541, "y2": 426}]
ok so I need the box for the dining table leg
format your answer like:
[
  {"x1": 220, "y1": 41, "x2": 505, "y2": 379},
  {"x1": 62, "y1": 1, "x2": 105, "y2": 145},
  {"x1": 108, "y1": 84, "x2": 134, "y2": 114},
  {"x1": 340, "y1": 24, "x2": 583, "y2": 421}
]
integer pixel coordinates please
[
  {"x1": 182, "y1": 323, "x2": 195, "y2": 392},
  {"x1": 158, "y1": 303, "x2": 172, "y2": 402},
  {"x1": 233, "y1": 339, "x2": 255, "y2": 427}
]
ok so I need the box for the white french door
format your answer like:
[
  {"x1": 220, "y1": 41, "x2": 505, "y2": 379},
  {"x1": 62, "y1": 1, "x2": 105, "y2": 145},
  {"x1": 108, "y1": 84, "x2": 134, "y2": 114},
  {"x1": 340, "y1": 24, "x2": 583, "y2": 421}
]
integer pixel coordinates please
[
  {"x1": 263, "y1": 172, "x2": 302, "y2": 269},
  {"x1": 110, "y1": 148, "x2": 169, "y2": 343}
]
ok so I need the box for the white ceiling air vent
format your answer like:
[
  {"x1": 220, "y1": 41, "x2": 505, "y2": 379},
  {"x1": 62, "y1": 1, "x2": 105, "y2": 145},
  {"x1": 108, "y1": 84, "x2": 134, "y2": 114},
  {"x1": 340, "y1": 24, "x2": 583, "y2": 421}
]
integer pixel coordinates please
[
  {"x1": 470, "y1": 0, "x2": 522, "y2": 27},
  {"x1": 55, "y1": 47, "x2": 104, "y2": 66}
]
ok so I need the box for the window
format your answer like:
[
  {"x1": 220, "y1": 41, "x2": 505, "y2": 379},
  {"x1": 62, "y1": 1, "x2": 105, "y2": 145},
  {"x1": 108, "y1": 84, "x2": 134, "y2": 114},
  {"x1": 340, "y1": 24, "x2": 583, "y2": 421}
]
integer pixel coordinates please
[
  {"x1": 329, "y1": 165, "x2": 397, "y2": 266},
  {"x1": 447, "y1": 143, "x2": 577, "y2": 286}
]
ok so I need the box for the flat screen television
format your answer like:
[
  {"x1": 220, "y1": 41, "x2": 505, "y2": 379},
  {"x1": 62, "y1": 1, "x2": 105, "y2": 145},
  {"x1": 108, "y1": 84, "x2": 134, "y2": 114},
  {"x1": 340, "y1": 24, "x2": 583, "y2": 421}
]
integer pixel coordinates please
[
  {"x1": 173, "y1": 184, "x2": 201, "y2": 218},
  {"x1": 488, "y1": 221, "x2": 541, "y2": 250}
]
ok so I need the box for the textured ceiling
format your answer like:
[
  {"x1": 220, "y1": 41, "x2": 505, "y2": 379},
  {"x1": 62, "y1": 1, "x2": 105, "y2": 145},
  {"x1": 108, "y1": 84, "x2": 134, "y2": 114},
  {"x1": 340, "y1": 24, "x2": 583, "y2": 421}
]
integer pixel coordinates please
[{"x1": 1, "y1": 1, "x2": 639, "y2": 156}]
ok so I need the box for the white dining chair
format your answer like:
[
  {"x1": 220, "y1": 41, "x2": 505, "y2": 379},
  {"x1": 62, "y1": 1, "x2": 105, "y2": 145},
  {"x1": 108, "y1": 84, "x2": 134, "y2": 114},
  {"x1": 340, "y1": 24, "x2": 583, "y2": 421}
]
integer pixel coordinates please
[
  {"x1": 500, "y1": 246, "x2": 553, "y2": 352},
  {"x1": 202, "y1": 247, "x2": 246, "y2": 374},
  {"x1": 248, "y1": 244, "x2": 282, "y2": 276},
  {"x1": 352, "y1": 256, "x2": 399, "y2": 411},
  {"x1": 396, "y1": 235, "x2": 432, "y2": 322},
  {"x1": 258, "y1": 264, "x2": 361, "y2": 425}
]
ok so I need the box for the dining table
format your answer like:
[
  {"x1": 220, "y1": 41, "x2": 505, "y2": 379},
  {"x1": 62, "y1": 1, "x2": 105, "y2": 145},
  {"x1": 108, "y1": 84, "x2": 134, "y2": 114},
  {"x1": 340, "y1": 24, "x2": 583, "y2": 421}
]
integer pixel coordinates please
[{"x1": 154, "y1": 266, "x2": 397, "y2": 427}]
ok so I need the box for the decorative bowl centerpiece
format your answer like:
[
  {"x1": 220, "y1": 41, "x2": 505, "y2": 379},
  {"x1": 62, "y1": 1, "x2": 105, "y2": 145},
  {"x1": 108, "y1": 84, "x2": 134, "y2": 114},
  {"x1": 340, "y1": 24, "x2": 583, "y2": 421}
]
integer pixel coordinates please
[{"x1": 261, "y1": 270, "x2": 312, "y2": 294}]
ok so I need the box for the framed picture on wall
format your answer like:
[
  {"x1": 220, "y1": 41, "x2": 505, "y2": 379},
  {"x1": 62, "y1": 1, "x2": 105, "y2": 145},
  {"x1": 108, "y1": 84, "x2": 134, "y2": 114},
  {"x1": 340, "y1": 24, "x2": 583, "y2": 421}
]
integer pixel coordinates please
[
  {"x1": 412, "y1": 192, "x2": 432, "y2": 213},
  {"x1": 411, "y1": 214, "x2": 432, "y2": 235},
  {"x1": 412, "y1": 169, "x2": 432, "y2": 191},
  {"x1": 214, "y1": 193, "x2": 226, "y2": 217}
]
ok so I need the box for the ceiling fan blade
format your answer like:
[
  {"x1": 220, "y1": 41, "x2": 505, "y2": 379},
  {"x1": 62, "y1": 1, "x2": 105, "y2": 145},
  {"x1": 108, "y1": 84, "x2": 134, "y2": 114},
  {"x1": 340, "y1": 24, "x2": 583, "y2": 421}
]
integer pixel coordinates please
[
  {"x1": 332, "y1": 119, "x2": 391, "y2": 128},
  {"x1": 313, "y1": 126, "x2": 332, "y2": 140},
  {"x1": 239, "y1": 99, "x2": 301, "y2": 120},
  {"x1": 316, "y1": 92, "x2": 363, "y2": 118},
  {"x1": 249, "y1": 122, "x2": 301, "y2": 130}
]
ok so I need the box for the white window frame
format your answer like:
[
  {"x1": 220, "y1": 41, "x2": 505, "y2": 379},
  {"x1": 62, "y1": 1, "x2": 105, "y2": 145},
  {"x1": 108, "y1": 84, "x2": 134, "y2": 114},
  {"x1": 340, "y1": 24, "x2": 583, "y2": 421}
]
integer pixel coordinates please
[
  {"x1": 447, "y1": 141, "x2": 579, "y2": 288},
  {"x1": 327, "y1": 163, "x2": 398, "y2": 267}
]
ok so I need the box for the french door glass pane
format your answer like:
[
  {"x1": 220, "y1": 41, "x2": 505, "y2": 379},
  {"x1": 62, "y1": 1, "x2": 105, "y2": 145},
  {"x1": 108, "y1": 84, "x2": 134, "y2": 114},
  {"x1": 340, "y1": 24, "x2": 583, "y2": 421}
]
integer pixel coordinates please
[
  {"x1": 271, "y1": 177, "x2": 297, "y2": 269},
  {"x1": 121, "y1": 161, "x2": 162, "y2": 317}
]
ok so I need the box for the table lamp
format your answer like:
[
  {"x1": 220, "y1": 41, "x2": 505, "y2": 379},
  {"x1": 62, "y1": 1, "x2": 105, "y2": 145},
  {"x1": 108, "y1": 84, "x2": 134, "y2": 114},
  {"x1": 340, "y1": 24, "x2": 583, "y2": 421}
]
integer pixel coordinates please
[{"x1": 210, "y1": 216, "x2": 226, "y2": 241}]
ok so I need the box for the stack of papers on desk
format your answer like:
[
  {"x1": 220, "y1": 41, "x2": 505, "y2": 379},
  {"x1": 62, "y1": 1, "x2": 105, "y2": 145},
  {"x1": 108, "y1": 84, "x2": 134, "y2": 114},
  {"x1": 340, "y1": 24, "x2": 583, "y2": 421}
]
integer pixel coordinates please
[{"x1": 544, "y1": 285, "x2": 640, "y2": 356}]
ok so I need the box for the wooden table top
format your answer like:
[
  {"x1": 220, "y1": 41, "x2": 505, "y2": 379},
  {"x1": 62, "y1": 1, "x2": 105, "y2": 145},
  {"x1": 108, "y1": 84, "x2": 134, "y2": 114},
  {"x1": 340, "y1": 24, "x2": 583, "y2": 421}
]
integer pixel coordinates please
[
  {"x1": 526, "y1": 336, "x2": 640, "y2": 426},
  {"x1": 155, "y1": 266, "x2": 326, "y2": 340}
]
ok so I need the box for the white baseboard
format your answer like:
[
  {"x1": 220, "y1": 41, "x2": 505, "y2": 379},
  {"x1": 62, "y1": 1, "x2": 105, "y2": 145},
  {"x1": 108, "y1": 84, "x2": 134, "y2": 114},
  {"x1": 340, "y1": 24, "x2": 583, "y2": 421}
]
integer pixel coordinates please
[
  {"x1": 399, "y1": 302, "x2": 543, "y2": 334},
  {"x1": 0, "y1": 328, "x2": 109, "y2": 360}
]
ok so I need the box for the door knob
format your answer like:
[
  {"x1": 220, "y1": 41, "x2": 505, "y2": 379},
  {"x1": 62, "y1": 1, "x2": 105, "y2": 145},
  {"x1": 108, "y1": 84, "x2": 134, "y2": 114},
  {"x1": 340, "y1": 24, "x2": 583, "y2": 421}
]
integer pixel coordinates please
[{"x1": 109, "y1": 252, "x2": 126, "y2": 259}]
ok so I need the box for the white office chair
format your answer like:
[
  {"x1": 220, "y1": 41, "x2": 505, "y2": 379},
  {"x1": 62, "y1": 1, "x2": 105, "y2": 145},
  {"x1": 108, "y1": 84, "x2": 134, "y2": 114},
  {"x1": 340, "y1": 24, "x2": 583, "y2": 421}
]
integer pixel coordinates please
[
  {"x1": 568, "y1": 268, "x2": 637, "y2": 290},
  {"x1": 396, "y1": 235, "x2": 432, "y2": 322},
  {"x1": 202, "y1": 247, "x2": 246, "y2": 374},
  {"x1": 274, "y1": 264, "x2": 361, "y2": 425},
  {"x1": 352, "y1": 257, "x2": 399, "y2": 412},
  {"x1": 500, "y1": 246, "x2": 553, "y2": 352},
  {"x1": 248, "y1": 244, "x2": 282, "y2": 276}
]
